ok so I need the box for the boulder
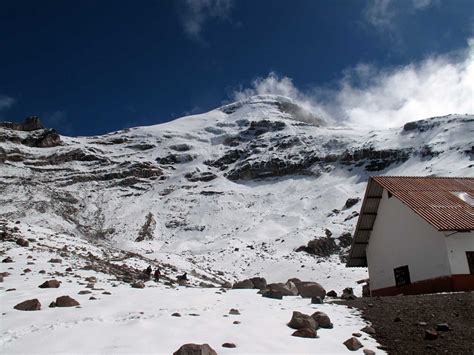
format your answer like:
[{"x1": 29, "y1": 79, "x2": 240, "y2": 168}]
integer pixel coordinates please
[
  {"x1": 55, "y1": 295, "x2": 80, "y2": 307},
  {"x1": 250, "y1": 277, "x2": 267, "y2": 290},
  {"x1": 232, "y1": 279, "x2": 254, "y2": 289},
  {"x1": 306, "y1": 237, "x2": 339, "y2": 257},
  {"x1": 326, "y1": 290, "x2": 337, "y2": 297},
  {"x1": 297, "y1": 282, "x2": 326, "y2": 299},
  {"x1": 292, "y1": 328, "x2": 318, "y2": 338},
  {"x1": 285, "y1": 281, "x2": 299, "y2": 295},
  {"x1": 311, "y1": 311, "x2": 333, "y2": 328},
  {"x1": 287, "y1": 311, "x2": 318, "y2": 330},
  {"x1": 343, "y1": 337, "x2": 363, "y2": 351},
  {"x1": 262, "y1": 290, "x2": 283, "y2": 299},
  {"x1": 229, "y1": 308, "x2": 240, "y2": 315},
  {"x1": 311, "y1": 296, "x2": 323, "y2": 304},
  {"x1": 173, "y1": 343, "x2": 217, "y2": 355},
  {"x1": 266, "y1": 282, "x2": 297, "y2": 296},
  {"x1": 14, "y1": 299, "x2": 41, "y2": 311},
  {"x1": 39, "y1": 280, "x2": 61, "y2": 288},
  {"x1": 16, "y1": 238, "x2": 29, "y2": 247}
]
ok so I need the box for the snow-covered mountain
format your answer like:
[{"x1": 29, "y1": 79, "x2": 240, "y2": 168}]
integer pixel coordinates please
[{"x1": 1, "y1": 95, "x2": 473, "y2": 287}]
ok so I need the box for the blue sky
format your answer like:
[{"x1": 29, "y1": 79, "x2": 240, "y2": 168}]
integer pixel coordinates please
[{"x1": 0, "y1": 0, "x2": 473, "y2": 135}]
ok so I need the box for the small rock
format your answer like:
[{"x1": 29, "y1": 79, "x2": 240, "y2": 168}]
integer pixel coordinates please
[
  {"x1": 222, "y1": 343, "x2": 236, "y2": 348},
  {"x1": 361, "y1": 326, "x2": 376, "y2": 335},
  {"x1": 85, "y1": 276, "x2": 97, "y2": 283},
  {"x1": 102, "y1": 291, "x2": 111, "y2": 295},
  {"x1": 49, "y1": 301, "x2": 56, "y2": 308},
  {"x1": 171, "y1": 312, "x2": 182, "y2": 317},
  {"x1": 292, "y1": 327, "x2": 317, "y2": 338},
  {"x1": 6, "y1": 288, "x2": 16, "y2": 291},
  {"x1": 436, "y1": 323, "x2": 450, "y2": 331},
  {"x1": 65, "y1": 267, "x2": 73, "y2": 272},
  {"x1": 343, "y1": 337, "x2": 363, "y2": 351},
  {"x1": 311, "y1": 296, "x2": 323, "y2": 304},
  {"x1": 48, "y1": 258, "x2": 62, "y2": 263},
  {"x1": 345, "y1": 197, "x2": 360, "y2": 209},
  {"x1": 23, "y1": 268, "x2": 32, "y2": 273},
  {"x1": 39, "y1": 280, "x2": 61, "y2": 288},
  {"x1": 233, "y1": 321, "x2": 241, "y2": 324},
  {"x1": 78, "y1": 290, "x2": 92, "y2": 295},
  {"x1": 229, "y1": 308, "x2": 240, "y2": 315},
  {"x1": 2, "y1": 256, "x2": 13, "y2": 263},
  {"x1": 38, "y1": 270, "x2": 46, "y2": 274},
  {"x1": 14, "y1": 299, "x2": 41, "y2": 311},
  {"x1": 326, "y1": 290, "x2": 337, "y2": 297},
  {"x1": 363, "y1": 349, "x2": 376, "y2": 355},
  {"x1": 89, "y1": 296, "x2": 97, "y2": 300},
  {"x1": 55, "y1": 295, "x2": 80, "y2": 307},
  {"x1": 352, "y1": 333, "x2": 362, "y2": 337},
  {"x1": 173, "y1": 343, "x2": 217, "y2": 355},
  {"x1": 425, "y1": 329, "x2": 438, "y2": 340}
]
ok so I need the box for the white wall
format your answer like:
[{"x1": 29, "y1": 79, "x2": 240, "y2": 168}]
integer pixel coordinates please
[
  {"x1": 366, "y1": 189, "x2": 451, "y2": 291},
  {"x1": 444, "y1": 231, "x2": 474, "y2": 274}
]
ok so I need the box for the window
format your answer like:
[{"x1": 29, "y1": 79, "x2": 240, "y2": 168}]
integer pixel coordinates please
[
  {"x1": 394, "y1": 265, "x2": 411, "y2": 287},
  {"x1": 467, "y1": 252, "x2": 474, "y2": 275}
]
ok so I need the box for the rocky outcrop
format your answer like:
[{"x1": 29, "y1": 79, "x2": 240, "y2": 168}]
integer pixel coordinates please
[
  {"x1": 135, "y1": 212, "x2": 156, "y2": 242},
  {"x1": 296, "y1": 237, "x2": 340, "y2": 257},
  {"x1": 0, "y1": 116, "x2": 43, "y2": 131},
  {"x1": 184, "y1": 171, "x2": 217, "y2": 182}
]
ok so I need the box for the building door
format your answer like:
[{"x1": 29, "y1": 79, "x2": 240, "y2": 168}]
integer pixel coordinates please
[
  {"x1": 467, "y1": 252, "x2": 474, "y2": 274},
  {"x1": 394, "y1": 265, "x2": 411, "y2": 287}
]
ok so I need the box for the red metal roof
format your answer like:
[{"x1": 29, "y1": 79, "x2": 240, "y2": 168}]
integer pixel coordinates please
[
  {"x1": 372, "y1": 176, "x2": 474, "y2": 231},
  {"x1": 347, "y1": 176, "x2": 474, "y2": 267}
]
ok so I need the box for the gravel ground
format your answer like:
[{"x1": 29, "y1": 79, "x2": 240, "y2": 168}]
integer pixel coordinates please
[{"x1": 339, "y1": 292, "x2": 474, "y2": 354}]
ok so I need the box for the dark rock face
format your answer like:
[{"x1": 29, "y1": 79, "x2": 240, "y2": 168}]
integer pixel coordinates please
[
  {"x1": 14, "y1": 299, "x2": 41, "y2": 311},
  {"x1": 135, "y1": 212, "x2": 156, "y2": 242},
  {"x1": 403, "y1": 118, "x2": 440, "y2": 132},
  {"x1": 158, "y1": 154, "x2": 195, "y2": 165},
  {"x1": 184, "y1": 171, "x2": 217, "y2": 182},
  {"x1": 21, "y1": 129, "x2": 62, "y2": 148},
  {"x1": 296, "y1": 237, "x2": 340, "y2": 257},
  {"x1": 287, "y1": 311, "x2": 318, "y2": 330},
  {"x1": 173, "y1": 343, "x2": 217, "y2": 355},
  {"x1": 55, "y1": 295, "x2": 80, "y2": 307},
  {"x1": 39, "y1": 280, "x2": 61, "y2": 288},
  {"x1": 338, "y1": 232, "x2": 353, "y2": 248},
  {"x1": 0, "y1": 116, "x2": 43, "y2": 131},
  {"x1": 169, "y1": 144, "x2": 192, "y2": 152},
  {"x1": 344, "y1": 198, "x2": 360, "y2": 209}
]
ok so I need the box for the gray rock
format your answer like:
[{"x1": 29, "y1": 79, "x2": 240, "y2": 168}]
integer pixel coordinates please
[{"x1": 39, "y1": 280, "x2": 61, "y2": 288}]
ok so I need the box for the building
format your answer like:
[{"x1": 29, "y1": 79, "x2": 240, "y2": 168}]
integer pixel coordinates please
[{"x1": 347, "y1": 176, "x2": 474, "y2": 296}]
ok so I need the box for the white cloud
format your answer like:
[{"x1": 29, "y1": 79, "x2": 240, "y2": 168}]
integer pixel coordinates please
[
  {"x1": 364, "y1": 0, "x2": 436, "y2": 33},
  {"x1": 0, "y1": 95, "x2": 16, "y2": 112},
  {"x1": 232, "y1": 38, "x2": 474, "y2": 129},
  {"x1": 180, "y1": 0, "x2": 233, "y2": 41}
]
